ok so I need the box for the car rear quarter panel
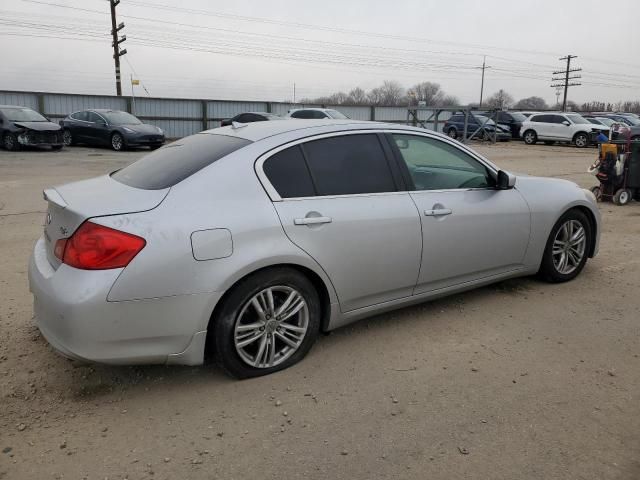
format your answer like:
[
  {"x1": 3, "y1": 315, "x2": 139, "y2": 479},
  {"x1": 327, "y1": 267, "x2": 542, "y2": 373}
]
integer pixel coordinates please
[
  {"x1": 514, "y1": 176, "x2": 600, "y2": 268},
  {"x1": 99, "y1": 141, "x2": 338, "y2": 331}
]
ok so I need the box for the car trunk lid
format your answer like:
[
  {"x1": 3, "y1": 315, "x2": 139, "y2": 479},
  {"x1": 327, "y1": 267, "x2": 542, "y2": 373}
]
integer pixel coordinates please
[{"x1": 43, "y1": 174, "x2": 169, "y2": 269}]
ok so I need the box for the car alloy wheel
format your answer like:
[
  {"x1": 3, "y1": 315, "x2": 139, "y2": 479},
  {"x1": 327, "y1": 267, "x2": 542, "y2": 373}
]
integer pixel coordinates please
[
  {"x1": 111, "y1": 133, "x2": 124, "y2": 151},
  {"x1": 447, "y1": 128, "x2": 457, "y2": 139},
  {"x1": 574, "y1": 133, "x2": 588, "y2": 148},
  {"x1": 233, "y1": 286, "x2": 309, "y2": 368},
  {"x1": 62, "y1": 130, "x2": 73, "y2": 146},
  {"x1": 523, "y1": 131, "x2": 536, "y2": 145},
  {"x1": 3, "y1": 133, "x2": 18, "y2": 151},
  {"x1": 552, "y1": 219, "x2": 587, "y2": 275}
]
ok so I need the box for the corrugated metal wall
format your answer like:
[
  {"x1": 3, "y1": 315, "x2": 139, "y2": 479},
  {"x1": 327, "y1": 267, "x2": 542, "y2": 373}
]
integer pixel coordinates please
[
  {"x1": 0, "y1": 91, "x2": 39, "y2": 110},
  {"x1": 1, "y1": 90, "x2": 450, "y2": 138}
]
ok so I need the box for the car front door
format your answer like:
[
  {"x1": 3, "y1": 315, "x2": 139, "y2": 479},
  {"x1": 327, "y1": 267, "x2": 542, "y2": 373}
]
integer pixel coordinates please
[
  {"x1": 551, "y1": 114, "x2": 572, "y2": 141},
  {"x1": 261, "y1": 132, "x2": 422, "y2": 312},
  {"x1": 388, "y1": 132, "x2": 531, "y2": 294}
]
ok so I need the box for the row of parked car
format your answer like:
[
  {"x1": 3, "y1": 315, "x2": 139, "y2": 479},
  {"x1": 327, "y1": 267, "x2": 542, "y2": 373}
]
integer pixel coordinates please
[
  {"x1": 442, "y1": 110, "x2": 640, "y2": 148},
  {"x1": 0, "y1": 105, "x2": 348, "y2": 151}
]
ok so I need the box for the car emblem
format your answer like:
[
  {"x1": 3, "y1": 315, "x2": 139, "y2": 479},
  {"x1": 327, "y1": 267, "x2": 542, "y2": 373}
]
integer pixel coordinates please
[
  {"x1": 60, "y1": 226, "x2": 68, "y2": 236},
  {"x1": 46, "y1": 213, "x2": 52, "y2": 225}
]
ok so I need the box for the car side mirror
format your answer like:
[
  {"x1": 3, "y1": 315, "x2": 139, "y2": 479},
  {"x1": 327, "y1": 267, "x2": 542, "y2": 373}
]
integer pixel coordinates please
[
  {"x1": 497, "y1": 170, "x2": 516, "y2": 190},
  {"x1": 562, "y1": 120, "x2": 570, "y2": 126}
]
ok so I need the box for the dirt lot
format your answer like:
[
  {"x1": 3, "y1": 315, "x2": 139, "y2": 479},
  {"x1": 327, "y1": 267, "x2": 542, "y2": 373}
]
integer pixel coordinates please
[{"x1": 1, "y1": 141, "x2": 639, "y2": 480}]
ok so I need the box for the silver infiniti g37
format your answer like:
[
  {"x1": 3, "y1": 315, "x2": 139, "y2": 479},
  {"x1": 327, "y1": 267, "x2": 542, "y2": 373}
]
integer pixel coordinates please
[{"x1": 29, "y1": 120, "x2": 600, "y2": 378}]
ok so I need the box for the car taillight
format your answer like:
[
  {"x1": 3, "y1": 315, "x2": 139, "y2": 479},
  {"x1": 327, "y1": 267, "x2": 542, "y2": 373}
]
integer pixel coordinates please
[{"x1": 55, "y1": 221, "x2": 146, "y2": 270}]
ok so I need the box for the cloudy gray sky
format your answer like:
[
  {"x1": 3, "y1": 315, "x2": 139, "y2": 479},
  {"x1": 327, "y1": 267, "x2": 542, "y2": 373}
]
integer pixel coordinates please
[{"x1": 1, "y1": 0, "x2": 639, "y2": 104}]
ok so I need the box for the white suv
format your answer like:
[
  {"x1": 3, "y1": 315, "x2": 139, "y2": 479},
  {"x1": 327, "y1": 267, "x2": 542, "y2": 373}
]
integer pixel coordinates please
[{"x1": 521, "y1": 113, "x2": 609, "y2": 148}]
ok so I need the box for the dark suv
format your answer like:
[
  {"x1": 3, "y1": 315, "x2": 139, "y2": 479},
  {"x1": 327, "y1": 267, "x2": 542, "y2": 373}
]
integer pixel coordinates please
[
  {"x1": 443, "y1": 114, "x2": 511, "y2": 141},
  {"x1": 482, "y1": 111, "x2": 527, "y2": 138}
]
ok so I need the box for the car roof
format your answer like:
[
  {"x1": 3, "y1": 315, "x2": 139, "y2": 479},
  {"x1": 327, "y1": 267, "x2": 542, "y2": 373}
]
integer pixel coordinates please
[
  {"x1": 288, "y1": 108, "x2": 333, "y2": 112},
  {"x1": 201, "y1": 119, "x2": 437, "y2": 142},
  {"x1": 0, "y1": 105, "x2": 35, "y2": 109}
]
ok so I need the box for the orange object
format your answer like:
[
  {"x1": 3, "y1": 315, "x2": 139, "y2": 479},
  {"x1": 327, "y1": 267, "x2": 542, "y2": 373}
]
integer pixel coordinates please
[{"x1": 600, "y1": 143, "x2": 617, "y2": 161}]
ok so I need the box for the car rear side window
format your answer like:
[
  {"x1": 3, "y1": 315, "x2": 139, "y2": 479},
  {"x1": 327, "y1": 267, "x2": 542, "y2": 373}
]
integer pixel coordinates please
[
  {"x1": 112, "y1": 133, "x2": 251, "y2": 190},
  {"x1": 302, "y1": 134, "x2": 396, "y2": 196},
  {"x1": 263, "y1": 145, "x2": 315, "y2": 198}
]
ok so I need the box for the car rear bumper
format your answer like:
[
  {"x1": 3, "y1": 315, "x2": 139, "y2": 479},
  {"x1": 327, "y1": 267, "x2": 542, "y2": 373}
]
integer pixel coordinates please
[{"x1": 28, "y1": 237, "x2": 216, "y2": 366}]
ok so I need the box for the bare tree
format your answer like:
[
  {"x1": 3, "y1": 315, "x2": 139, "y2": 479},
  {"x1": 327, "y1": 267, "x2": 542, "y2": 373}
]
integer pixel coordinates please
[
  {"x1": 514, "y1": 96, "x2": 548, "y2": 110},
  {"x1": 408, "y1": 81, "x2": 444, "y2": 106},
  {"x1": 440, "y1": 95, "x2": 460, "y2": 107},
  {"x1": 485, "y1": 89, "x2": 514, "y2": 109},
  {"x1": 346, "y1": 87, "x2": 368, "y2": 105},
  {"x1": 376, "y1": 80, "x2": 405, "y2": 106}
]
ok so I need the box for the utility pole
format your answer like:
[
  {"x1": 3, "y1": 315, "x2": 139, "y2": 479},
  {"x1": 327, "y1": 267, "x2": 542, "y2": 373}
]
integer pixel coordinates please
[
  {"x1": 477, "y1": 56, "x2": 491, "y2": 108},
  {"x1": 293, "y1": 82, "x2": 296, "y2": 103},
  {"x1": 109, "y1": 0, "x2": 127, "y2": 96},
  {"x1": 551, "y1": 55, "x2": 581, "y2": 112}
]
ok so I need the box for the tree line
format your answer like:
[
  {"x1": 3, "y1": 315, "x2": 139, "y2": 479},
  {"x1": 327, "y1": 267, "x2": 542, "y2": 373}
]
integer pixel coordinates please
[{"x1": 299, "y1": 80, "x2": 640, "y2": 113}]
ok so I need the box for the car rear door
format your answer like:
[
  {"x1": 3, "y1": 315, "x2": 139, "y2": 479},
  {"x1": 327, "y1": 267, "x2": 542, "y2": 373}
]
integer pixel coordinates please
[
  {"x1": 260, "y1": 132, "x2": 422, "y2": 312},
  {"x1": 388, "y1": 132, "x2": 530, "y2": 293},
  {"x1": 551, "y1": 114, "x2": 573, "y2": 141},
  {"x1": 531, "y1": 114, "x2": 553, "y2": 138}
]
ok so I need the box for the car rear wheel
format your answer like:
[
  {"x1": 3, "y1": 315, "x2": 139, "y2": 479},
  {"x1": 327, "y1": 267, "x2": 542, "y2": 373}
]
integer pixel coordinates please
[
  {"x1": 538, "y1": 209, "x2": 591, "y2": 283},
  {"x1": 447, "y1": 127, "x2": 457, "y2": 139},
  {"x1": 111, "y1": 132, "x2": 125, "y2": 151},
  {"x1": 62, "y1": 129, "x2": 74, "y2": 146},
  {"x1": 523, "y1": 130, "x2": 537, "y2": 145},
  {"x1": 3, "y1": 133, "x2": 19, "y2": 151},
  {"x1": 210, "y1": 267, "x2": 321, "y2": 379},
  {"x1": 574, "y1": 133, "x2": 589, "y2": 148},
  {"x1": 590, "y1": 185, "x2": 602, "y2": 202}
]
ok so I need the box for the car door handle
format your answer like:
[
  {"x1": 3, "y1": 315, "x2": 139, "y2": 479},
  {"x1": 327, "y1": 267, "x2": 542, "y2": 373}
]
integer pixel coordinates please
[
  {"x1": 294, "y1": 216, "x2": 333, "y2": 225},
  {"x1": 424, "y1": 208, "x2": 452, "y2": 217}
]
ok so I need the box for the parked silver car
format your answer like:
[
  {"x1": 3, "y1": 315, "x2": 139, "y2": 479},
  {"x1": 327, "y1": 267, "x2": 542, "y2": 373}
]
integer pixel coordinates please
[{"x1": 29, "y1": 120, "x2": 600, "y2": 378}]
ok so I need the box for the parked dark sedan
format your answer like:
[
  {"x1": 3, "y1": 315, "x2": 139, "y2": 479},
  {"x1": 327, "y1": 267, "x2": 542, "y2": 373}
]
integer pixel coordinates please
[
  {"x1": 220, "y1": 112, "x2": 282, "y2": 127},
  {"x1": 0, "y1": 105, "x2": 63, "y2": 151},
  {"x1": 61, "y1": 110, "x2": 165, "y2": 151},
  {"x1": 443, "y1": 114, "x2": 511, "y2": 141}
]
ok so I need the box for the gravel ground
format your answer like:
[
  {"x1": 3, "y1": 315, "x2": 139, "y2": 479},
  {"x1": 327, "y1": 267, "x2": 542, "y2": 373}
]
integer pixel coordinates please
[{"x1": 1, "y1": 141, "x2": 639, "y2": 480}]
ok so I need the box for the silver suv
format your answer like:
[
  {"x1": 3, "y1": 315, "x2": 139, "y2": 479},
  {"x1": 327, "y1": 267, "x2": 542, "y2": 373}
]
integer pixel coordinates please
[{"x1": 521, "y1": 112, "x2": 608, "y2": 147}]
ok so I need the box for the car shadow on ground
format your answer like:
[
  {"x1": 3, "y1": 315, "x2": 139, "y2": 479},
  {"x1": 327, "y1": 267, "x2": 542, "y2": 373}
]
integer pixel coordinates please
[{"x1": 23, "y1": 275, "x2": 541, "y2": 405}]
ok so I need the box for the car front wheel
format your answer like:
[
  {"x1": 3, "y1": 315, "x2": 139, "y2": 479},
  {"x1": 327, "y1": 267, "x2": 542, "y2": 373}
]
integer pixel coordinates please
[
  {"x1": 210, "y1": 267, "x2": 321, "y2": 378},
  {"x1": 538, "y1": 209, "x2": 591, "y2": 283},
  {"x1": 111, "y1": 132, "x2": 125, "y2": 151},
  {"x1": 62, "y1": 129, "x2": 74, "y2": 146},
  {"x1": 523, "y1": 130, "x2": 537, "y2": 145},
  {"x1": 574, "y1": 133, "x2": 589, "y2": 148},
  {"x1": 447, "y1": 127, "x2": 457, "y2": 139},
  {"x1": 3, "y1": 133, "x2": 19, "y2": 151}
]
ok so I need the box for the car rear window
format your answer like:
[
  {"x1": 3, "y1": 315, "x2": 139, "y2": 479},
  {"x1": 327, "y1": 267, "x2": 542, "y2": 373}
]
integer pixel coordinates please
[
  {"x1": 264, "y1": 145, "x2": 315, "y2": 198},
  {"x1": 111, "y1": 133, "x2": 251, "y2": 190}
]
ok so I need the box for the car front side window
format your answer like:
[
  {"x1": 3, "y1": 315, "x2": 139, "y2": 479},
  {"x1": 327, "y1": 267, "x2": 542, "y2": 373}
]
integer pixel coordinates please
[{"x1": 391, "y1": 134, "x2": 494, "y2": 191}]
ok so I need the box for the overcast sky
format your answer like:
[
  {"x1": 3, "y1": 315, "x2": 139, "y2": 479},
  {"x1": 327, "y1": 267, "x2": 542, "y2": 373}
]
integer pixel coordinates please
[{"x1": 1, "y1": 0, "x2": 639, "y2": 105}]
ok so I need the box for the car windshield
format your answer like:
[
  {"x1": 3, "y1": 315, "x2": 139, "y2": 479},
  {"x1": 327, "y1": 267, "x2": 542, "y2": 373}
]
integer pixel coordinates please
[
  {"x1": 595, "y1": 118, "x2": 615, "y2": 126},
  {"x1": 326, "y1": 110, "x2": 348, "y2": 119},
  {"x1": 474, "y1": 115, "x2": 496, "y2": 126},
  {"x1": 566, "y1": 114, "x2": 591, "y2": 125},
  {"x1": 0, "y1": 107, "x2": 47, "y2": 122},
  {"x1": 510, "y1": 112, "x2": 527, "y2": 122},
  {"x1": 621, "y1": 116, "x2": 640, "y2": 125},
  {"x1": 103, "y1": 111, "x2": 142, "y2": 126}
]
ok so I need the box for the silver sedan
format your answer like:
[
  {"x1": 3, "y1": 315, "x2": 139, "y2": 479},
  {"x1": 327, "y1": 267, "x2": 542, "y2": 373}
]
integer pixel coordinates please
[{"x1": 29, "y1": 120, "x2": 600, "y2": 378}]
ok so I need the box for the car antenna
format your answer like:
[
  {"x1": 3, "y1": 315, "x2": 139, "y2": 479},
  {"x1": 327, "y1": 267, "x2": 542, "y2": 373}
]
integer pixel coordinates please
[{"x1": 231, "y1": 121, "x2": 248, "y2": 129}]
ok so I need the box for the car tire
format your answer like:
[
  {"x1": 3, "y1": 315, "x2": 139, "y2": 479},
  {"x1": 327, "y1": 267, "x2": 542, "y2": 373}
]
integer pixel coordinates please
[
  {"x1": 590, "y1": 185, "x2": 602, "y2": 202},
  {"x1": 3, "y1": 133, "x2": 19, "y2": 151},
  {"x1": 210, "y1": 267, "x2": 321, "y2": 379},
  {"x1": 62, "y1": 129, "x2": 74, "y2": 146},
  {"x1": 613, "y1": 188, "x2": 631, "y2": 205},
  {"x1": 523, "y1": 130, "x2": 537, "y2": 145},
  {"x1": 574, "y1": 132, "x2": 589, "y2": 148},
  {"x1": 447, "y1": 127, "x2": 458, "y2": 140},
  {"x1": 538, "y1": 209, "x2": 591, "y2": 283},
  {"x1": 111, "y1": 132, "x2": 125, "y2": 151}
]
